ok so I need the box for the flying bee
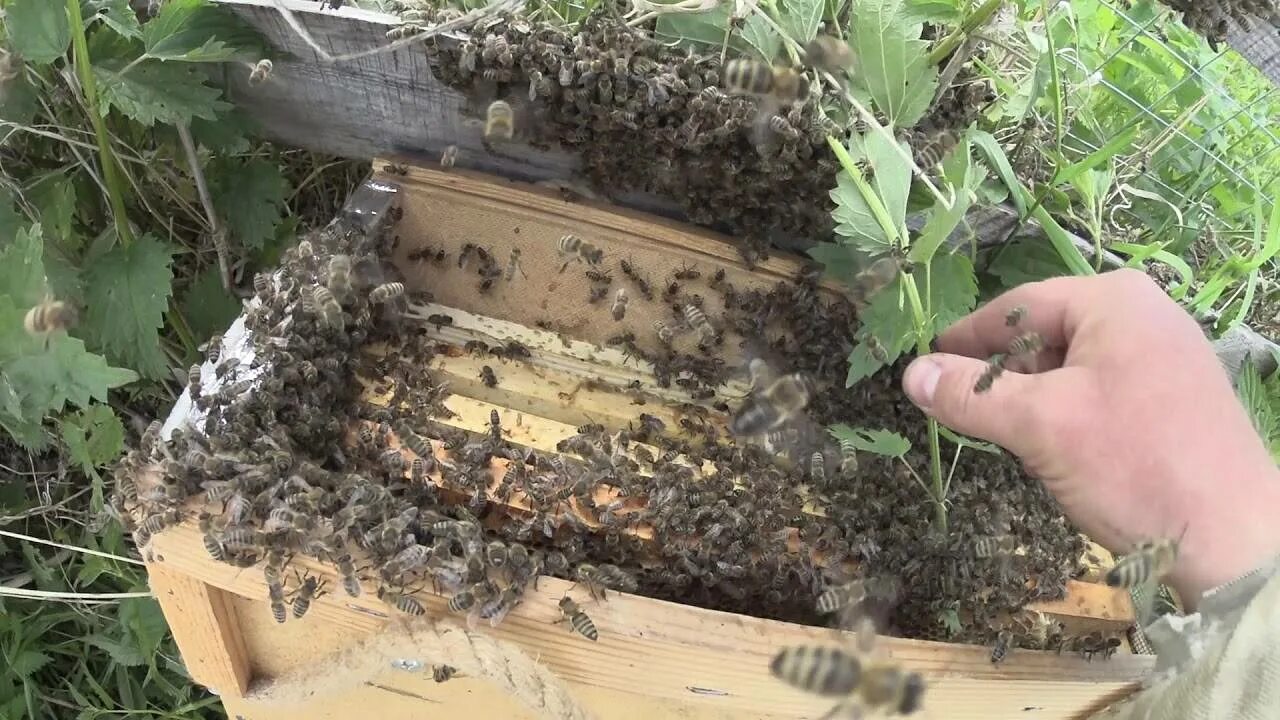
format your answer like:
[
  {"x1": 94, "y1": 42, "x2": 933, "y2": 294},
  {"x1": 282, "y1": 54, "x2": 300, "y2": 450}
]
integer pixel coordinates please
[
  {"x1": 336, "y1": 554, "x2": 362, "y2": 597},
  {"x1": 447, "y1": 589, "x2": 476, "y2": 613},
  {"x1": 1005, "y1": 305, "x2": 1027, "y2": 327},
  {"x1": 653, "y1": 320, "x2": 674, "y2": 344},
  {"x1": 867, "y1": 336, "x2": 889, "y2": 364},
  {"x1": 23, "y1": 296, "x2": 77, "y2": 348},
  {"x1": 585, "y1": 269, "x2": 612, "y2": 284},
  {"x1": 731, "y1": 356, "x2": 813, "y2": 437},
  {"x1": 991, "y1": 629, "x2": 1013, "y2": 664},
  {"x1": 557, "y1": 234, "x2": 604, "y2": 271},
  {"x1": 505, "y1": 248, "x2": 526, "y2": 281},
  {"x1": 1106, "y1": 535, "x2": 1183, "y2": 621},
  {"x1": 913, "y1": 130, "x2": 958, "y2": 177},
  {"x1": 556, "y1": 596, "x2": 599, "y2": 641},
  {"x1": 848, "y1": 255, "x2": 903, "y2": 309},
  {"x1": 1008, "y1": 331, "x2": 1045, "y2": 357},
  {"x1": 291, "y1": 573, "x2": 327, "y2": 619},
  {"x1": 484, "y1": 100, "x2": 515, "y2": 142},
  {"x1": 771, "y1": 617, "x2": 925, "y2": 717},
  {"x1": 248, "y1": 58, "x2": 273, "y2": 85},
  {"x1": 369, "y1": 282, "x2": 405, "y2": 304},
  {"x1": 803, "y1": 35, "x2": 855, "y2": 75},
  {"x1": 480, "y1": 365, "x2": 498, "y2": 388},
  {"x1": 574, "y1": 563, "x2": 636, "y2": 600},
  {"x1": 610, "y1": 288, "x2": 629, "y2": 321},
  {"x1": 378, "y1": 586, "x2": 426, "y2": 615},
  {"x1": 723, "y1": 60, "x2": 809, "y2": 104},
  {"x1": 327, "y1": 254, "x2": 352, "y2": 298},
  {"x1": 974, "y1": 353, "x2": 1007, "y2": 393},
  {"x1": 440, "y1": 145, "x2": 458, "y2": 168}
]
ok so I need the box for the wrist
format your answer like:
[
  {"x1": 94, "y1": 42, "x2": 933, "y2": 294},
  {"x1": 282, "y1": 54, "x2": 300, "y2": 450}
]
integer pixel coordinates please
[{"x1": 1169, "y1": 464, "x2": 1280, "y2": 607}]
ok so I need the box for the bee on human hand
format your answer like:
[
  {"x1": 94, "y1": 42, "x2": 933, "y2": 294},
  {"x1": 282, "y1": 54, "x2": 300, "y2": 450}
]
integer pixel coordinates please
[
  {"x1": 556, "y1": 596, "x2": 599, "y2": 641},
  {"x1": 973, "y1": 354, "x2": 1007, "y2": 394},
  {"x1": 1005, "y1": 305, "x2": 1027, "y2": 327},
  {"x1": 1008, "y1": 331, "x2": 1045, "y2": 357}
]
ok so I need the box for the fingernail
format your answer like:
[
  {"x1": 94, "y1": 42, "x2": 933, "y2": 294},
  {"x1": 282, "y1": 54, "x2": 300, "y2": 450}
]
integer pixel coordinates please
[{"x1": 903, "y1": 358, "x2": 941, "y2": 407}]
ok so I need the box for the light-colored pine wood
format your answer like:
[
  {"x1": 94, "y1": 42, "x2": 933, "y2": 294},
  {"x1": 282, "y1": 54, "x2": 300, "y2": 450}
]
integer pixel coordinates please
[
  {"x1": 149, "y1": 522, "x2": 1153, "y2": 720},
  {"x1": 147, "y1": 563, "x2": 252, "y2": 697}
]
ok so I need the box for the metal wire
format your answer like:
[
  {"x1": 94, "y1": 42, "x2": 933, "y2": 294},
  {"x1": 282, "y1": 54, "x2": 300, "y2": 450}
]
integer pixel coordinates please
[{"x1": 1068, "y1": 0, "x2": 1280, "y2": 205}]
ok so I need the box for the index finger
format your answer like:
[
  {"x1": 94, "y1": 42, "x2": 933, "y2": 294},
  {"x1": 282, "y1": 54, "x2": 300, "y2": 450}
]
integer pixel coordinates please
[{"x1": 937, "y1": 275, "x2": 1087, "y2": 359}]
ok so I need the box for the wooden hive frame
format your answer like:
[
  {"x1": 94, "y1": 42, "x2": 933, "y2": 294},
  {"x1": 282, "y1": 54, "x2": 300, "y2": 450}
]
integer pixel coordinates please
[{"x1": 144, "y1": 166, "x2": 1155, "y2": 719}]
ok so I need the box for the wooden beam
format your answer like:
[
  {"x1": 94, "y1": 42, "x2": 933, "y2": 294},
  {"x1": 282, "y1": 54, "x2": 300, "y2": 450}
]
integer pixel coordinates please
[
  {"x1": 147, "y1": 563, "x2": 253, "y2": 697},
  {"x1": 149, "y1": 522, "x2": 1153, "y2": 720}
]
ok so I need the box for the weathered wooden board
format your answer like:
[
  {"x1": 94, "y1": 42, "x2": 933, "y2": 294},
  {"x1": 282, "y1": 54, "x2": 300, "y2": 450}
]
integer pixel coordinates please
[{"x1": 148, "y1": 523, "x2": 1154, "y2": 719}]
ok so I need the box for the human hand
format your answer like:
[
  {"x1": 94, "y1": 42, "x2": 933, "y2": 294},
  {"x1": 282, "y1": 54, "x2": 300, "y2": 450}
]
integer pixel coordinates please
[{"x1": 901, "y1": 269, "x2": 1280, "y2": 605}]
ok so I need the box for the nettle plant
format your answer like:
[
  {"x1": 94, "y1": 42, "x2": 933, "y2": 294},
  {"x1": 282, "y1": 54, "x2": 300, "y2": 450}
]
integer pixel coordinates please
[{"x1": 808, "y1": 0, "x2": 997, "y2": 533}]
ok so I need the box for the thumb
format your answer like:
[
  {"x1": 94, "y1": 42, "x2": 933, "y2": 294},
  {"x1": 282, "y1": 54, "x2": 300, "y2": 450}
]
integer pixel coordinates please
[{"x1": 902, "y1": 353, "x2": 1062, "y2": 458}]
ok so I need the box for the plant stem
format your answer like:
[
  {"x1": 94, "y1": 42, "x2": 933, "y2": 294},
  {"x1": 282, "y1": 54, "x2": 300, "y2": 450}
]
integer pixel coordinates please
[
  {"x1": 901, "y1": 271, "x2": 947, "y2": 533},
  {"x1": 66, "y1": 0, "x2": 133, "y2": 248},
  {"x1": 927, "y1": 0, "x2": 1004, "y2": 66}
]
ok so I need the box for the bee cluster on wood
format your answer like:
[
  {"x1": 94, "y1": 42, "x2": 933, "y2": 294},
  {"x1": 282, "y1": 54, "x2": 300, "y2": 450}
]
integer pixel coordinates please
[{"x1": 407, "y1": 3, "x2": 992, "y2": 263}]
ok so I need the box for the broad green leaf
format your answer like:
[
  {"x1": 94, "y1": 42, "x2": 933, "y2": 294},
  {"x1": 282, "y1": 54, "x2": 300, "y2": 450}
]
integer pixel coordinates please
[
  {"x1": 654, "y1": 6, "x2": 753, "y2": 54},
  {"x1": 831, "y1": 171, "x2": 890, "y2": 250},
  {"x1": 209, "y1": 158, "x2": 288, "y2": 251},
  {"x1": 84, "y1": 635, "x2": 146, "y2": 667},
  {"x1": 0, "y1": 191, "x2": 21, "y2": 244},
  {"x1": 181, "y1": 266, "x2": 240, "y2": 341},
  {"x1": 0, "y1": 224, "x2": 48, "y2": 308},
  {"x1": 5, "y1": 0, "x2": 71, "y2": 65},
  {"x1": 848, "y1": 273, "x2": 913, "y2": 386},
  {"x1": 82, "y1": 0, "x2": 142, "y2": 39},
  {"x1": 10, "y1": 650, "x2": 51, "y2": 679},
  {"x1": 2, "y1": 333, "x2": 137, "y2": 417},
  {"x1": 740, "y1": 12, "x2": 781, "y2": 63},
  {"x1": 865, "y1": 130, "x2": 912, "y2": 231},
  {"x1": 807, "y1": 242, "x2": 862, "y2": 285},
  {"x1": 845, "y1": 337, "x2": 895, "y2": 387},
  {"x1": 189, "y1": 108, "x2": 256, "y2": 153},
  {"x1": 905, "y1": 0, "x2": 959, "y2": 22},
  {"x1": 28, "y1": 175, "x2": 76, "y2": 251},
  {"x1": 42, "y1": 246, "x2": 84, "y2": 306},
  {"x1": 849, "y1": 0, "x2": 937, "y2": 127},
  {"x1": 780, "y1": 0, "x2": 825, "y2": 44},
  {"x1": 1004, "y1": 52, "x2": 1050, "y2": 122},
  {"x1": 829, "y1": 424, "x2": 911, "y2": 458},
  {"x1": 938, "y1": 425, "x2": 1001, "y2": 454},
  {"x1": 910, "y1": 135, "x2": 982, "y2": 264},
  {"x1": 76, "y1": 553, "x2": 110, "y2": 588},
  {"x1": 985, "y1": 237, "x2": 1070, "y2": 288},
  {"x1": 93, "y1": 59, "x2": 228, "y2": 126},
  {"x1": 81, "y1": 234, "x2": 174, "y2": 379},
  {"x1": 1236, "y1": 359, "x2": 1280, "y2": 462},
  {"x1": 1053, "y1": 127, "x2": 1137, "y2": 187},
  {"x1": 120, "y1": 598, "x2": 167, "y2": 657},
  {"x1": 60, "y1": 404, "x2": 125, "y2": 472},
  {"x1": 142, "y1": 0, "x2": 267, "y2": 62},
  {"x1": 925, "y1": 251, "x2": 978, "y2": 333},
  {"x1": 0, "y1": 74, "x2": 40, "y2": 126}
]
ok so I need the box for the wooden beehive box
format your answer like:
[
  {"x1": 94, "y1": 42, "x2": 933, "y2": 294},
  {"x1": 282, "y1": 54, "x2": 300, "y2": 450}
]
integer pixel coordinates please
[{"x1": 143, "y1": 167, "x2": 1155, "y2": 719}]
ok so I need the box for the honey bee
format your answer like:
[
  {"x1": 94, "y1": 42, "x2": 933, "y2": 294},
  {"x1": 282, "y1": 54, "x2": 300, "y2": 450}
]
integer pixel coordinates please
[
  {"x1": 913, "y1": 131, "x2": 958, "y2": 176},
  {"x1": 336, "y1": 553, "x2": 362, "y2": 597},
  {"x1": 815, "y1": 579, "x2": 866, "y2": 616},
  {"x1": 487, "y1": 409, "x2": 503, "y2": 443},
  {"x1": 1005, "y1": 305, "x2": 1027, "y2": 327},
  {"x1": 848, "y1": 256, "x2": 903, "y2": 309},
  {"x1": 440, "y1": 145, "x2": 458, "y2": 168},
  {"x1": 610, "y1": 288, "x2": 628, "y2": 321},
  {"x1": 803, "y1": 35, "x2": 855, "y2": 75},
  {"x1": 771, "y1": 617, "x2": 925, "y2": 717},
  {"x1": 809, "y1": 450, "x2": 825, "y2": 482},
  {"x1": 723, "y1": 60, "x2": 810, "y2": 104},
  {"x1": 505, "y1": 248, "x2": 526, "y2": 282},
  {"x1": 484, "y1": 100, "x2": 515, "y2": 142},
  {"x1": 378, "y1": 586, "x2": 426, "y2": 615},
  {"x1": 1106, "y1": 536, "x2": 1181, "y2": 592},
  {"x1": 198, "y1": 512, "x2": 226, "y2": 562},
  {"x1": 653, "y1": 320, "x2": 674, "y2": 344},
  {"x1": 369, "y1": 282, "x2": 405, "y2": 304},
  {"x1": 767, "y1": 114, "x2": 801, "y2": 140},
  {"x1": 480, "y1": 365, "x2": 498, "y2": 388},
  {"x1": 682, "y1": 304, "x2": 714, "y2": 341},
  {"x1": 866, "y1": 336, "x2": 889, "y2": 364},
  {"x1": 291, "y1": 573, "x2": 326, "y2": 619},
  {"x1": 731, "y1": 357, "x2": 813, "y2": 437},
  {"x1": 973, "y1": 354, "x2": 1007, "y2": 394},
  {"x1": 313, "y1": 285, "x2": 342, "y2": 328},
  {"x1": 447, "y1": 589, "x2": 476, "y2": 613},
  {"x1": 557, "y1": 234, "x2": 604, "y2": 271},
  {"x1": 269, "y1": 581, "x2": 288, "y2": 624},
  {"x1": 588, "y1": 286, "x2": 608, "y2": 304},
  {"x1": 382, "y1": 162, "x2": 409, "y2": 176},
  {"x1": 574, "y1": 563, "x2": 636, "y2": 600},
  {"x1": 585, "y1": 268, "x2": 612, "y2": 284},
  {"x1": 432, "y1": 664, "x2": 459, "y2": 682},
  {"x1": 23, "y1": 297, "x2": 77, "y2": 348},
  {"x1": 991, "y1": 629, "x2": 1013, "y2": 664},
  {"x1": 248, "y1": 59, "x2": 273, "y2": 85},
  {"x1": 1008, "y1": 331, "x2": 1045, "y2": 357},
  {"x1": 556, "y1": 596, "x2": 599, "y2": 641}
]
